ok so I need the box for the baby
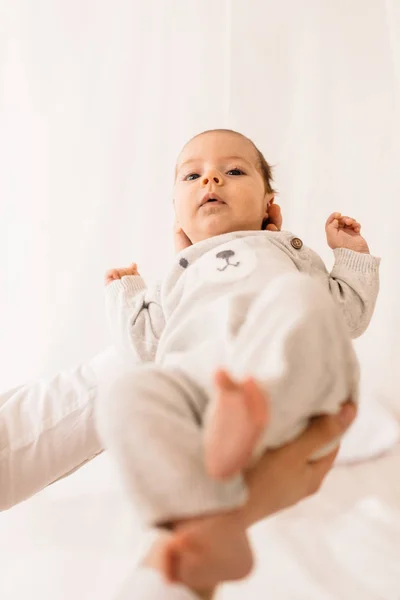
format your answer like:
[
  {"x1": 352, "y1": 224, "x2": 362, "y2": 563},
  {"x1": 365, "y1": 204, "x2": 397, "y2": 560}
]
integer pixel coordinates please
[{"x1": 98, "y1": 129, "x2": 380, "y2": 593}]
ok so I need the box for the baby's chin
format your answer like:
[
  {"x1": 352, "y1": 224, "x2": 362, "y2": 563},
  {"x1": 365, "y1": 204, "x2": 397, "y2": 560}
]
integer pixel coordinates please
[{"x1": 193, "y1": 218, "x2": 257, "y2": 243}]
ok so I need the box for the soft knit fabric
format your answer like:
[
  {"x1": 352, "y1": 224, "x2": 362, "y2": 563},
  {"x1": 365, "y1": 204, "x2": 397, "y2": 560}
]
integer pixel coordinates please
[
  {"x1": 105, "y1": 231, "x2": 380, "y2": 366},
  {"x1": 97, "y1": 231, "x2": 380, "y2": 526}
]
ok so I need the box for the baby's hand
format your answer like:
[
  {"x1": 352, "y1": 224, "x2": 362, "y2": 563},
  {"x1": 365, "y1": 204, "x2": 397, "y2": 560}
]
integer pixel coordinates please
[
  {"x1": 104, "y1": 263, "x2": 140, "y2": 286},
  {"x1": 325, "y1": 213, "x2": 369, "y2": 254}
]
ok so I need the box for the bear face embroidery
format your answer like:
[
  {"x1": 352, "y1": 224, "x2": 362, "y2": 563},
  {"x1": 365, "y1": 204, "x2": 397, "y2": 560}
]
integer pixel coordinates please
[
  {"x1": 189, "y1": 241, "x2": 257, "y2": 285},
  {"x1": 215, "y1": 249, "x2": 240, "y2": 271},
  {"x1": 179, "y1": 257, "x2": 189, "y2": 269}
]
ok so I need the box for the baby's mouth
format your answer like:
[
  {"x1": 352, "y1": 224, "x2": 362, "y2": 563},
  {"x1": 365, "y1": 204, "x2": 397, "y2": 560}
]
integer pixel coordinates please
[
  {"x1": 205, "y1": 199, "x2": 224, "y2": 205},
  {"x1": 200, "y1": 193, "x2": 226, "y2": 207}
]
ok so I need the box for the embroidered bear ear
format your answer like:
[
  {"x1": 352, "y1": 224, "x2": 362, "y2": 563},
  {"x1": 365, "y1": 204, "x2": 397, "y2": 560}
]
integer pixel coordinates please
[{"x1": 179, "y1": 257, "x2": 189, "y2": 269}]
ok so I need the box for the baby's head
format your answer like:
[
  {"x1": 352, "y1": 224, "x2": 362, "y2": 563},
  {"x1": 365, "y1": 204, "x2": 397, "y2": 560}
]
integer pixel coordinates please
[{"x1": 174, "y1": 129, "x2": 275, "y2": 244}]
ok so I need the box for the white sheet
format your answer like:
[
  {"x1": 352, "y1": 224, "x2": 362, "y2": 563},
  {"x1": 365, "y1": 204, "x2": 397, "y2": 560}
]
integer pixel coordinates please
[{"x1": 1, "y1": 439, "x2": 399, "y2": 599}]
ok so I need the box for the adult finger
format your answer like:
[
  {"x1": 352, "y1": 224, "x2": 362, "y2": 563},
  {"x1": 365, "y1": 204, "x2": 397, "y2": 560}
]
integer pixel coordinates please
[
  {"x1": 174, "y1": 227, "x2": 192, "y2": 253},
  {"x1": 287, "y1": 401, "x2": 357, "y2": 458},
  {"x1": 268, "y1": 203, "x2": 283, "y2": 230},
  {"x1": 306, "y1": 447, "x2": 340, "y2": 494}
]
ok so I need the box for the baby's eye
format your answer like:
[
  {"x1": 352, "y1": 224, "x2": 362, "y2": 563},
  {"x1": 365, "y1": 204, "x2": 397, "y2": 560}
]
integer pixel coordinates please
[
  {"x1": 227, "y1": 168, "x2": 244, "y2": 176},
  {"x1": 185, "y1": 173, "x2": 200, "y2": 181}
]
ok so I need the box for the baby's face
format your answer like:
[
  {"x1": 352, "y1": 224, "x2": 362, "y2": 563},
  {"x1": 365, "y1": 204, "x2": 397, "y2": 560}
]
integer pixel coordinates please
[{"x1": 174, "y1": 131, "x2": 272, "y2": 244}]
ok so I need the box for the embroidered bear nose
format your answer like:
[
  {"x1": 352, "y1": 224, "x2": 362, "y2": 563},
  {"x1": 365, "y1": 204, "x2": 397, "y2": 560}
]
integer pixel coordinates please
[{"x1": 216, "y1": 250, "x2": 235, "y2": 260}]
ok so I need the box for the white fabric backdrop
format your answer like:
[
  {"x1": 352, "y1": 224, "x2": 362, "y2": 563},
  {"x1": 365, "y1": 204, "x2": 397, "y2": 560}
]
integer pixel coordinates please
[
  {"x1": 1, "y1": 0, "x2": 399, "y2": 409},
  {"x1": 1, "y1": 3, "x2": 400, "y2": 600}
]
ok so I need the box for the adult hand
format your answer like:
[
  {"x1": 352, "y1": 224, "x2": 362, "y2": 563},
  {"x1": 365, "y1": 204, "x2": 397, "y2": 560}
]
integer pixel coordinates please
[
  {"x1": 174, "y1": 221, "x2": 192, "y2": 253},
  {"x1": 140, "y1": 372, "x2": 355, "y2": 600},
  {"x1": 212, "y1": 370, "x2": 356, "y2": 527},
  {"x1": 265, "y1": 200, "x2": 283, "y2": 232}
]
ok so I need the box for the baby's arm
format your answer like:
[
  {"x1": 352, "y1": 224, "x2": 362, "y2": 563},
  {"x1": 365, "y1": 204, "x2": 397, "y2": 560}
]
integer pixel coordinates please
[
  {"x1": 104, "y1": 263, "x2": 165, "y2": 363},
  {"x1": 324, "y1": 213, "x2": 380, "y2": 338}
]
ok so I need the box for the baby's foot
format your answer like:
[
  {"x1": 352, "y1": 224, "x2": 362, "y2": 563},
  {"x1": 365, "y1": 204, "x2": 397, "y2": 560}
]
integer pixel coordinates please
[
  {"x1": 162, "y1": 511, "x2": 253, "y2": 591},
  {"x1": 139, "y1": 532, "x2": 214, "y2": 600},
  {"x1": 204, "y1": 370, "x2": 269, "y2": 479}
]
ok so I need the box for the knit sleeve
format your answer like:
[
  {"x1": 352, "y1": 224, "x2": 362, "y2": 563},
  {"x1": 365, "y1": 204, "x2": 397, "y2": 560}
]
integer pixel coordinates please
[
  {"x1": 328, "y1": 248, "x2": 380, "y2": 338},
  {"x1": 105, "y1": 276, "x2": 165, "y2": 363}
]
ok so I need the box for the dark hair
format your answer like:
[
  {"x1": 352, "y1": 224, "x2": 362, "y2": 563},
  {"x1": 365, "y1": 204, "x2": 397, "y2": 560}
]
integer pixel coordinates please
[{"x1": 193, "y1": 128, "x2": 276, "y2": 194}]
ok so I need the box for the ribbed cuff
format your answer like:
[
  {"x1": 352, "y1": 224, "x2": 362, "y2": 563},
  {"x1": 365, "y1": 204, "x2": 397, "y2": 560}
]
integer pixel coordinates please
[
  {"x1": 105, "y1": 275, "x2": 147, "y2": 301},
  {"x1": 333, "y1": 248, "x2": 381, "y2": 273}
]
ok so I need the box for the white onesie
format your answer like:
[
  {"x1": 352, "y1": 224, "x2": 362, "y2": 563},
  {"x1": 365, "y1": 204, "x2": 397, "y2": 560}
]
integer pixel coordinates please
[{"x1": 97, "y1": 230, "x2": 380, "y2": 526}]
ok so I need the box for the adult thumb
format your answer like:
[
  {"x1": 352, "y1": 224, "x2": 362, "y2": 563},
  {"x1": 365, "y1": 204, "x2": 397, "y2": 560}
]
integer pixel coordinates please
[{"x1": 174, "y1": 223, "x2": 192, "y2": 253}]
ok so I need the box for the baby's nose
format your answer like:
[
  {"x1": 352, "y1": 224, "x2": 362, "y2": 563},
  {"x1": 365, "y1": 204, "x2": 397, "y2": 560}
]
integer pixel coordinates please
[{"x1": 202, "y1": 172, "x2": 223, "y2": 186}]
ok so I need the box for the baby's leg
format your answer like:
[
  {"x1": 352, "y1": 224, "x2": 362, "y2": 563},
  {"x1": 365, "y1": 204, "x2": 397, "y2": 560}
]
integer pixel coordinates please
[
  {"x1": 224, "y1": 272, "x2": 359, "y2": 460},
  {"x1": 96, "y1": 366, "x2": 252, "y2": 589}
]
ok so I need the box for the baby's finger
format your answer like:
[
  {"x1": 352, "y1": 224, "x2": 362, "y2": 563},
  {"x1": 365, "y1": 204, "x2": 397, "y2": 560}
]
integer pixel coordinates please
[
  {"x1": 104, "y1": 269, "x2": 121, "y2": 285},
  {"x1": 340, "y1": 216, "x2": 355, "y2": 228},
  {"x1": 120, "y1": 265, "x2": 138, "y2": 277},
  {"x1": 325, "y1": 212, "x2": 341, "y2": 227},
  {"x1": 105, "y1": 268, "x2": 119, "y2": 279},
  {"x1": 266, "y1": 223, "x2": 278, "y2": 231}
]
